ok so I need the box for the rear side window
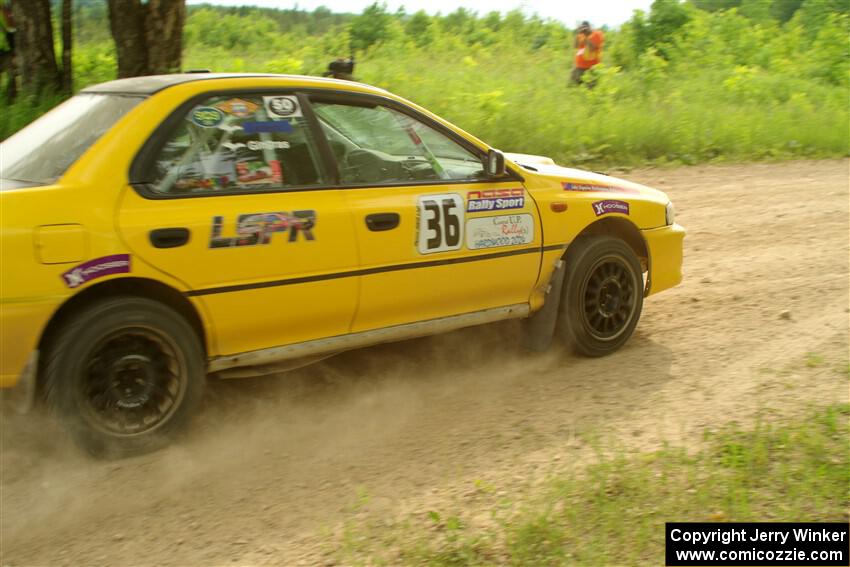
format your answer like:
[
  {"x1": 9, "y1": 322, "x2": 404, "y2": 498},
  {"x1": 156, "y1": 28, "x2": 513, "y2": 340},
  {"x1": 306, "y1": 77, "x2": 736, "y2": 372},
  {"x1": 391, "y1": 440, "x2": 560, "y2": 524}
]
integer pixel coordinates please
[
  {"x1": 0, "y1": 94, "x2": 142, "y2": 186},
  {"x1": 148, "y1": 94, "x2": 326, "y2": 195}
]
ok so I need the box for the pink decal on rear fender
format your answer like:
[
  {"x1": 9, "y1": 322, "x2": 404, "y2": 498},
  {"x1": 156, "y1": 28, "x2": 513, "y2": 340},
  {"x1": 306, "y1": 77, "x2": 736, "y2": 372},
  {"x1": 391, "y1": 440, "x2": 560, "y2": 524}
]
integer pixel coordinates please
[{"x1": 61, "y1": 254, "x2": 131, "y2": 288}]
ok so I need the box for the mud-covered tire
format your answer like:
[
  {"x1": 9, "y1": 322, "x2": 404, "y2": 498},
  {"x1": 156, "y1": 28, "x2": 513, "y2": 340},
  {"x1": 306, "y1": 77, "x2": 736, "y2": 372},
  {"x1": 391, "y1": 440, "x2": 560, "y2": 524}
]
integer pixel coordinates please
[
  {"x1": 44, "y1": 296, "x2": 205, "y2": 458},
  {"x1": 558, "y1": 236, "x2": 644, "y2": 357}
]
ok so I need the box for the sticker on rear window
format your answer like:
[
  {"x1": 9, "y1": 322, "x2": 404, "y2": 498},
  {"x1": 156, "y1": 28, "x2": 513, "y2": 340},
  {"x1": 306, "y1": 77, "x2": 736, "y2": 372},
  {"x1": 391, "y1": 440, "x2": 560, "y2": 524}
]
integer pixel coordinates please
[
  {"x1": 191, "y1": 107, "x2": 224, "y2": 128},
  {"x1": 215, "y1": 98, "x2": 259, "y2": 118},
  {"x1": 264, "y1": 96, "x2": 302, "y2": 119},
  {"x1": 243, "y1": 121, "x2": 294, "y2": 134}
]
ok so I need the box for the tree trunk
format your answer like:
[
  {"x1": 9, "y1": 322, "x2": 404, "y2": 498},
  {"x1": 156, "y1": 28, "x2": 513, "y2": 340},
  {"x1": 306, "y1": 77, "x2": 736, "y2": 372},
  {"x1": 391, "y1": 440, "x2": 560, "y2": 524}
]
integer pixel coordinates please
[
  {"x1": 146, "y1": 0, "x2": 185, "y2": 74},
  {"x1": 107, "y1": 0, "x2": 149, "y2": 78},
  {"x1": 61, "y1": 0, "x2": 72, "y2": 93},
  {"x1": 107, "y1": 0, "x2": 185, "y2": 78},
  {"x1": 11, "y1": 0, "x2": 60, "y2": 94}
]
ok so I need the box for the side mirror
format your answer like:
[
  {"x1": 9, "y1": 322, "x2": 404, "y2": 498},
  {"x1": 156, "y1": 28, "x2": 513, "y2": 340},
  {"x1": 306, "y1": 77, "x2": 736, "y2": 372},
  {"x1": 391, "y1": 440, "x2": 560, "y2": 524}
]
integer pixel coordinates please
[{"x1": 486, "y1": 149, "x2": 507, "y2": 177}]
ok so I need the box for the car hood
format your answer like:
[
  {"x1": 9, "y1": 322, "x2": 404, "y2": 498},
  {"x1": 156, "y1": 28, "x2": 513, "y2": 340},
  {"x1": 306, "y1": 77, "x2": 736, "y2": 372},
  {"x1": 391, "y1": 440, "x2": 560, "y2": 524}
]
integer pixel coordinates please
[{"x1": 505, "y1": 153, "x2": 669, "y2": 203}]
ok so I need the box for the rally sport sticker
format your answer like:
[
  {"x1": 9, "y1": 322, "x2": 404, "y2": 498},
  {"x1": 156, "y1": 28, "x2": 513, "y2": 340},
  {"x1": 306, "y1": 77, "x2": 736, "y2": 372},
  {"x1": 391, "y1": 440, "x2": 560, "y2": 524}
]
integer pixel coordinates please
[
  {"x1": 466, "y1": 214, "x2": 534, "y2": 250},
  {"x1": 466, "y1": 188, "x2": 525, "y2": 212},
  {"x1": 61, "y1": 254, "x2": 131, "y2": 288}
]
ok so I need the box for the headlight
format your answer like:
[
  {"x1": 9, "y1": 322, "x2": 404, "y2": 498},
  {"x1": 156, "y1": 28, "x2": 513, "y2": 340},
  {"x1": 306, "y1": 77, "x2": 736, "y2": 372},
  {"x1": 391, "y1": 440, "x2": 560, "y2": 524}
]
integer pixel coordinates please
[{"x1": 665, "y1": 201, "x2": 675, "y2": 226}]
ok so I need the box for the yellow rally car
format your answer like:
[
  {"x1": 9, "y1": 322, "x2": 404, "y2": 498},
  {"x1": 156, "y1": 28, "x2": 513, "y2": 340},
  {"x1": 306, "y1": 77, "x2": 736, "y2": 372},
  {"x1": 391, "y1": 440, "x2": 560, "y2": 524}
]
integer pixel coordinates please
[{"x1": 0, "y1": 74, "x2": 684, "y2": 456}]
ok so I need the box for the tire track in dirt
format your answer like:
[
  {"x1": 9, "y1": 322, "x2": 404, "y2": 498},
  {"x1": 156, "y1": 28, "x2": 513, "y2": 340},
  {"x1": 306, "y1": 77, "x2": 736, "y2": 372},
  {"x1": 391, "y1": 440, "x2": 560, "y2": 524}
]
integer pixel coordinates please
[{"x1": 2, "y1": 159, "x2": 847, "y2": 566}]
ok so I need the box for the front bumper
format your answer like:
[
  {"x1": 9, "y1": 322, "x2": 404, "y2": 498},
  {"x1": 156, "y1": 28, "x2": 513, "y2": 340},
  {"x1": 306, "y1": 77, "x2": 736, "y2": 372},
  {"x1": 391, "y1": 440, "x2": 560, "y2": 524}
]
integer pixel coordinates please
[{"x1": 643, "y1": 223, "x2": 685, "y2": 296}]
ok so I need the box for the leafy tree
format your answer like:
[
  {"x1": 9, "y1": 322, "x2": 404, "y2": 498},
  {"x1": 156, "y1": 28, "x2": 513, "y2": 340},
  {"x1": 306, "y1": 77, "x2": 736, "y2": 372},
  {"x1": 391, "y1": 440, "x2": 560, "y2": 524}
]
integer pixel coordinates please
[
  {"x1": 690, "y1": 0, "x2": 742, "y2": 11},
  {"x1": 350, "y1": 2, "x2": 392, "y2": 51},
  {"x1": 441, "y1": 8, "x2": 475, "y2": 36},
  {"x1": 794, "y1": 0, "x2": 850, "y2": 32},
  {"x1": 483, "y1": 11, "x2": 501, "y2": 32},
  {"x1": 405, "y1": 11, "x2": 434, "y2": 48},
  {"x1": 648, "y1": 0, "x2": 693, "y2": 45},
  {"x1": 770, "y1": 0, "x2": 805, "y2": 23},
  {"x1": 739, "y1": 0, "x2": 772, "y2": 21}
]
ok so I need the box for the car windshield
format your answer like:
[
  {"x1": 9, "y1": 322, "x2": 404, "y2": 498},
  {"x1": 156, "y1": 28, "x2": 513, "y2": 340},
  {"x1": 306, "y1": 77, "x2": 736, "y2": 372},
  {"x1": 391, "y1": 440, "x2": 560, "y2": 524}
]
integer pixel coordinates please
[{"x1": 0, "y1": 93, "x2": 143, "y2": 187}]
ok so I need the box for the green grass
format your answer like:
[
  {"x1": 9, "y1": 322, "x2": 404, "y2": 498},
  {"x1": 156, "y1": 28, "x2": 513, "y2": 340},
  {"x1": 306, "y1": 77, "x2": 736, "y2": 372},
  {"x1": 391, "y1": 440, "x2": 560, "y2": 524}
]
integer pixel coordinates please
[
  {"x1": 336, "y1": 405, "x2": 850, "y2": 566},
  {"x1": 2, "y1": 7, "x2": 848, "y2": 167}
]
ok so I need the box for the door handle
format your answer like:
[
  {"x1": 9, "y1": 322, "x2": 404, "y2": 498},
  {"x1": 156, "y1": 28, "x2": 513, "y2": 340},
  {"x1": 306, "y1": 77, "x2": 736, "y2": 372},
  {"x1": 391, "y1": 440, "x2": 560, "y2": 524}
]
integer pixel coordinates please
[
  {"x1": 365, "y1": 213, "x2": 400, "y2": 232},
  {"x1": 149, "y1": 228, "x2": 190, "y2": 248}
]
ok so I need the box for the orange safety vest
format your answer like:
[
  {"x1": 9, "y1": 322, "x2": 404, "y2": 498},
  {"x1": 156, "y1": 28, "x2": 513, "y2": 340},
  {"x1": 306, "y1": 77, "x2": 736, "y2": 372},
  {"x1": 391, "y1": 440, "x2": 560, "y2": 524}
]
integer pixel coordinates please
[{"x1": 575, "y1": 30, "x2": 604, "y2": 70}]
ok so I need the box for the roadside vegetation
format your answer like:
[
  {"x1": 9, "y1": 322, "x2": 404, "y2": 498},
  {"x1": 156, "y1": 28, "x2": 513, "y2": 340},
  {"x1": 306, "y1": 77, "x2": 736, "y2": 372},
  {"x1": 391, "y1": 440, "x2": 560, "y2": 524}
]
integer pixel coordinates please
[
  {"x1": 2, "y1": 0, "x2": 848, "y2": 167},
  {"x1": 335, "y1": 404, "x2": 850, "y2": 566}
]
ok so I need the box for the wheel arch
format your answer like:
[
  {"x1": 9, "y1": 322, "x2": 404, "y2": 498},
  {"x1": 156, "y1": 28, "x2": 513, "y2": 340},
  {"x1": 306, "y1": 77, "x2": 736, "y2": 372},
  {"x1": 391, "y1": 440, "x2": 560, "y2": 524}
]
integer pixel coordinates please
[
  {"x1": 37, "y1": 278, "x2": 207, "y2": 390},
  {"x1": 522, "y1": 217, "x2": 648, "y2": 352},
  {"x1": 573, "y1": 217, "x2": 648, "y2": 272}
]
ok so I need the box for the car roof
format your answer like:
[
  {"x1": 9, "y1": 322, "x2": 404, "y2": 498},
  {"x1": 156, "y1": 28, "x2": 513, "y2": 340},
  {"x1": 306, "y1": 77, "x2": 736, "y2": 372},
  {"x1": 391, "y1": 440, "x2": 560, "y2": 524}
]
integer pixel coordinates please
[{"x1": 81, "y1": 73, "x2": 377, "y2": 96}]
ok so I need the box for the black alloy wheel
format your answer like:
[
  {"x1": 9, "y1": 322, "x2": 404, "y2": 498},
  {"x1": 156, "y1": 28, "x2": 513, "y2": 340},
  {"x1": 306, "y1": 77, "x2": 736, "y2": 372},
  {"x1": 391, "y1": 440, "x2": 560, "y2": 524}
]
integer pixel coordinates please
[
  {"x1": 580, "y1": 256, "x2": 639, "y2": 342},
  {"x1": 559, "y1": 236, "x2": 644, "y2": 356},
  {"x1": 45, "y1": 296, "x2": 204, "y2": 457},
  {"x1": 79, "y1": 327, "x2": 186, "y2": 437}
]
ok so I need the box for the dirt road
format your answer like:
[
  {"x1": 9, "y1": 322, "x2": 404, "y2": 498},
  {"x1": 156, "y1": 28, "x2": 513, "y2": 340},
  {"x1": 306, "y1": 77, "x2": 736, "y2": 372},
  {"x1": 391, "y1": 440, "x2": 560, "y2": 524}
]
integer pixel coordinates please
[{"x1": 2, "y1": 160, "x2": 848, "y2": 567}]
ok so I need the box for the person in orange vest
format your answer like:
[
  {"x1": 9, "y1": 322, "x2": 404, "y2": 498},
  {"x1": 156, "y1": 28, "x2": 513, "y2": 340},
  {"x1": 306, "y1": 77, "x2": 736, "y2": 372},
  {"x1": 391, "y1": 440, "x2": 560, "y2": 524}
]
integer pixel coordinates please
[{"x1": 571, "y1": 21, "x2": 604, "y2": 86}]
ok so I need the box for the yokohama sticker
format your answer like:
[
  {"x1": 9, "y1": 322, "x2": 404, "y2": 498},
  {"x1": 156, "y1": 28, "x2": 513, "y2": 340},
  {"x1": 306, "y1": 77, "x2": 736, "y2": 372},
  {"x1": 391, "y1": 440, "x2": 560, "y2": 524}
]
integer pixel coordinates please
[
  {"x1": 466, "y1": 214, "x2": 534, "y2": 250},
  {"x1": 592, "y1": 200, "x2": 630, "y2": 216},
  {"x1": 61, "y1": 254, "x2": 131, "y2": 288}
]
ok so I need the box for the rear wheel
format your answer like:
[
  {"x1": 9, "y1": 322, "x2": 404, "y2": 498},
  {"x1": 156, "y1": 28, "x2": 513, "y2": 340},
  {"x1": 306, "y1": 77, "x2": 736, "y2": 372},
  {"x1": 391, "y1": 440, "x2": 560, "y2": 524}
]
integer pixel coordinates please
[
  {"x1": 558, "y1": 236, "x2": 644, "y2": 357},
  {"x1": 44, "y1": 297, "x2": 205, "y2": 457}
]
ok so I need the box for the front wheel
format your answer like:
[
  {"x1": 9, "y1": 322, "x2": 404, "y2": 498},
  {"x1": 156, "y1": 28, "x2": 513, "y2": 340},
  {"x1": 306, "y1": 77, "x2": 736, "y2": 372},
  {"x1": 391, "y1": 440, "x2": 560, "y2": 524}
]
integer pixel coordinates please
[
  {"x1": 558, "y1": 236, "x2": 644, "y2": 357},
  {"x1": 44, "y1": 297, "x2": 205, "y2": 457}
]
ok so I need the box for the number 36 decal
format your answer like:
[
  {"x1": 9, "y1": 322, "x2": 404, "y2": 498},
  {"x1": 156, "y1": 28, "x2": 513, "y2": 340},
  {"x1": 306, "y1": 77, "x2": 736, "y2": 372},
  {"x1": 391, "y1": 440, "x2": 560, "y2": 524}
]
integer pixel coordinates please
[{"x1": 417, "y1": 193, "x2": 464, "y2": 254}]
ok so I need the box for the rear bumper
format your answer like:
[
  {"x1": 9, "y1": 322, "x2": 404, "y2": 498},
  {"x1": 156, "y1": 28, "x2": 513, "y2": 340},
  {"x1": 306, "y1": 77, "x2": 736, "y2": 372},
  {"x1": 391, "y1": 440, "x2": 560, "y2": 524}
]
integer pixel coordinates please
[
  {"x1": 0, "y1": 351, "x2": 38, "y2": 413},
  {"x1": 643, "y1": 223, "x2": 685, "y2": 296},
  {"x1": 1, "y1": 298, "x2": 57, "y2": 389}
]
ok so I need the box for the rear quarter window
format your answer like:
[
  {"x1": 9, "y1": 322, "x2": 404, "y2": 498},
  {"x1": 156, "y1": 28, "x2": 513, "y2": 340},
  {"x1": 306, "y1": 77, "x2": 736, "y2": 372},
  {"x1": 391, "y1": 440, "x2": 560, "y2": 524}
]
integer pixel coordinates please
[
  {"x1": 146, "y1": 94, "x2": 326, "y2": 196},
  {"x1": 0, "y1": 94, "x2": 143, "y2": 187}
]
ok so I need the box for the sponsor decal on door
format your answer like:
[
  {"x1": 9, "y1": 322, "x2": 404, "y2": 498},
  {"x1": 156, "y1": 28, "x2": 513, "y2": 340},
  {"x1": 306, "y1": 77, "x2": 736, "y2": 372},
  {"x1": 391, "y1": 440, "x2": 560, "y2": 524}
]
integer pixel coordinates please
[
  {"x1": 466, "y1": 214, "x2": 534, "y2": 250},
  {"x1": 416, "y1": 193, "x2": 464, "y2": 254}
]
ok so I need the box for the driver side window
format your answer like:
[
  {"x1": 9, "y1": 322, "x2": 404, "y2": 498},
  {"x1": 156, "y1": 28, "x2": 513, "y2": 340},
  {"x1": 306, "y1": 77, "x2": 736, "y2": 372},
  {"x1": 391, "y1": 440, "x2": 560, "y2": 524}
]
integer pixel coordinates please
[{"x1": 311, "y1": 101, "x2": 485, "y2": 185}]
